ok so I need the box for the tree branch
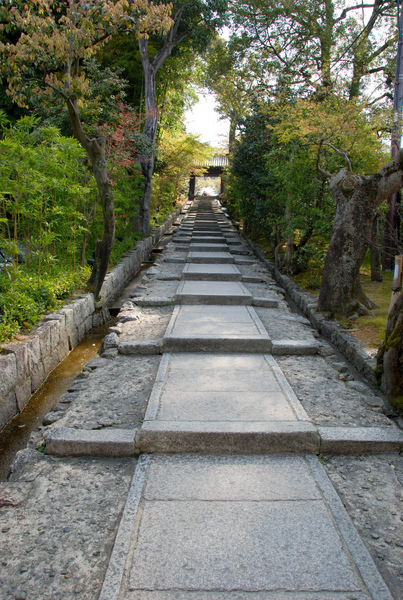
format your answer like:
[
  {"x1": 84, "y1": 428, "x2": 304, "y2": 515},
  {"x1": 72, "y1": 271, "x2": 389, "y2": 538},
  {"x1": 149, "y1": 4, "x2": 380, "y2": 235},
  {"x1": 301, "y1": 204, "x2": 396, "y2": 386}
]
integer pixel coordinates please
[
  {"x1": 367, "y1": 65, "x2": 390, "y2": 74},
  {"x1": 367, "y1": 92, "x2": 393, "y2": 106},
  {"x1": 322, "y1": 141, "x2": 352, "y2": 171},
  {"x1": 151, "y1": 4, "x2": 188, "y2": 71},
  {"x1": 318, "y1": 166, "x2": 332, "y2": 179},
  {"x1": 66, "y1": 97, "x2": 93, "y2": 158},
  {"x1": 376, "y1": 147, "x2": 403, "y2": 202},
  {"x1": 367, "y1": 39, "x2": 394, "y2": 63},
  {"x1": 334, "y1": 4, "x2": 377, "y2": 23},
  {"x1": 315, "y1": 140, "x2": 332, "y2": 179},
  {"x1": 23, "y1": 76, "x2": 69, "y2": 100}
]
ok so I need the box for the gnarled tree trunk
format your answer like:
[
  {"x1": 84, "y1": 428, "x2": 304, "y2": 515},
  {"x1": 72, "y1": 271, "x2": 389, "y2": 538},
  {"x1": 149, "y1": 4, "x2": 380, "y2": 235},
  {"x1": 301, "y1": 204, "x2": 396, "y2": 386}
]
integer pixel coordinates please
[
  {"x1": 318, "y1": 151, "x2": 403, "y2": 316},
  {"x1": 318, "y1": 171, "x2": 378, "y2": 315}
]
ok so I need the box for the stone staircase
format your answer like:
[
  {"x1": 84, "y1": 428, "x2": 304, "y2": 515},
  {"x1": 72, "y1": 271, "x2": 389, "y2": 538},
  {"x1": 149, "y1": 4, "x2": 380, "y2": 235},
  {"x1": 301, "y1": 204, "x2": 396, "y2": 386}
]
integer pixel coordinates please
[{"x1": 48, "y1": 197, "x2": 402, "y2": 600}]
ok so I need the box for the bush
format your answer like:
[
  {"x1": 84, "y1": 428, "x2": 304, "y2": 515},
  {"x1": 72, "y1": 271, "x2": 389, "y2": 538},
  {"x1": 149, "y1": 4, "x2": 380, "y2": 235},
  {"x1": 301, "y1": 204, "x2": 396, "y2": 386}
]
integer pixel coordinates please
[{"x1": 0, "y1": 264, "x2": 90, "y2": 342}]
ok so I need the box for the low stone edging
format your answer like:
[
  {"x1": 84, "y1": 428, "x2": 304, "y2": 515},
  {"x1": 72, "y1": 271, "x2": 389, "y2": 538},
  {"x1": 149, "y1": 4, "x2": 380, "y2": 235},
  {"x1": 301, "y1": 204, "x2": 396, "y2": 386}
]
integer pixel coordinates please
[
  {"x1": 97, "y1": 207, "x2": 183, "y2": 307},
  {"x1": 0, "y1": 204, "x2": 186, "y2": 430},
  {"x1": 247, "y1": 241, "x2": 377, "y2": 385}
]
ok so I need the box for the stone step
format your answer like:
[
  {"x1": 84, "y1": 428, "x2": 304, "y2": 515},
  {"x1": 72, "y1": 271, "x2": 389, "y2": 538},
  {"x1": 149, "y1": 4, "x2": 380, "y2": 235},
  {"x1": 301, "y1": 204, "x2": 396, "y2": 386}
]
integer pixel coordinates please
[
  {"x1": 181, "y1": 263, "x2": 242, "y2": 281},
  {"x1": 100, "y1": 454, "x2": 394, "y2": 600},
  {"x1": 137, "y1": 420, "x2": 319, "y2": 453},
  {"x1": 180, "y1": 230, "x2": 234, "y2": 237},
  {"x1": 186, "y1": 251, "x2": 235, "y2": 264},
  {"x1": 174, "y1": 280, "x2": 253, "y2": 305},
  {"x1": 188, "y1": 243, "x2": 230, "y2": 252},
  {"x1": 162, "y1": 305, "x2": 272, "y2": 353},
  {"x1": 228, "y1": 245, "x2": 249, "y2": 255},
  {"x1": 137, "y1": 352, "x2": 317, "y2": 454}
]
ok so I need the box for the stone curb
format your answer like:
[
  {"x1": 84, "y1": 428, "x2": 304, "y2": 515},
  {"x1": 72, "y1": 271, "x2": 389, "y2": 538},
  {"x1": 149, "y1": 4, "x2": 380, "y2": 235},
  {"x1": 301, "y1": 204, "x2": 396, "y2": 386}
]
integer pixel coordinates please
[
  {"x1": 43, "y1": 424, "x2": 403, "y2": 458},
  {"x1": 271, "y1": 339, "x2": 319, "y2": 355},
  {"x1": 45, "y1": 427, "x2": 136, "y2": 457},
  {"x1": 245, "y1": 239, "x2": 378, "y2": 385},
  {"x1": 318, "y1": 426, "x2": 403, "y2": 453},
  {"x1": 118, "y1": 341, "x2": 162, "y2": 355},
  {"x1": 98, "y1": 454, "x2": 150, "y2": 600}
]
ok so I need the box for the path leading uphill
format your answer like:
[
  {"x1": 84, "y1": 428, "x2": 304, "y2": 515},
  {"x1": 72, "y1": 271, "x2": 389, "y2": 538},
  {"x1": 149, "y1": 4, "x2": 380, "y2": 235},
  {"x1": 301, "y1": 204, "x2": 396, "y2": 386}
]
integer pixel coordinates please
[{"x1": 1, "y1": 197, "x2": 403, "y2": 600}]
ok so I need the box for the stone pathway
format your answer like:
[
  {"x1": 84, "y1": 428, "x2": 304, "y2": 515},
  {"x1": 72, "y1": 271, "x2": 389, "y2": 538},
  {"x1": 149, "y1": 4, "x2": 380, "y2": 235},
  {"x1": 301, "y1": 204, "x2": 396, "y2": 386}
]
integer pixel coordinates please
[{"x1": 1, "y1": 197, "x2": 403, "y2": 600}]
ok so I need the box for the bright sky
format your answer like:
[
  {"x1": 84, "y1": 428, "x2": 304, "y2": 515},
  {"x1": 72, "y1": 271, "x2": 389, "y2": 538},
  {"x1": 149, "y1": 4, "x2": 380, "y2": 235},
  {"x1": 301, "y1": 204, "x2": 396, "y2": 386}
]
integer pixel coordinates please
[{"x1": 184, "y1": 90, "x2": 230, "y2": 149}]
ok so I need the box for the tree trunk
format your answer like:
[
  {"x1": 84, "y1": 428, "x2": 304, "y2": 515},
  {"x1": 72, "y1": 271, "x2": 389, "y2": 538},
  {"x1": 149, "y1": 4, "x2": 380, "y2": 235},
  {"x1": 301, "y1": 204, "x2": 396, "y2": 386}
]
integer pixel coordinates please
[
  {"x1": 318, "y1": 148, "x2": 403, "y2": 316},
  {"x1": 287, "y1": 224, "x2": 314, "y2": 275},
  {"x1": 318, "y1": 171, "x2": 379, "y2": 316},
  {"x1": 284, "y1": 236, "x2": 295, "y2": 274},
  {"x1": 135, "y1": 41, "x2": 158, "y2": 237},
  {"x1": 370, "y1": 215, "x2": 383, "y2": 282},
  {"x1": 377, "y1": 292, "x2": 403, "y2": 408},
  {"x1": 66, "y1": 98, "x2": 115, "y2": 300},
  {"x1": 86, "y1": 141, "x2": 115, "y2": 299},
  {"x1": 275, "y1": 240, "x2": 286, "y2": 270}
]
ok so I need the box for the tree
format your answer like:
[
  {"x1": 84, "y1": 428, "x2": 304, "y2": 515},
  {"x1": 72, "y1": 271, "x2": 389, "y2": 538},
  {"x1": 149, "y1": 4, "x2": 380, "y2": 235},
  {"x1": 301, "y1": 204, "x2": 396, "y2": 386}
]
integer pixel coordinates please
[
  {"x1": 136, "y1": 0, "x2": 228, "y2": 236},
  {"x1": 269, "y1": 93, "x2": 391, "y2": 310},
  {"x1": 0, "y1": 0, "x2": 172, "y2": 297},
  {"x1": 228, "y1": 100, "x2": 335, "y2": 274},
  {"x1": 227, "y1": 0, "x2": 396, "y2": 101},
  {"x1": 317, "y1": 152, "x2": 403, "y2": 316}
]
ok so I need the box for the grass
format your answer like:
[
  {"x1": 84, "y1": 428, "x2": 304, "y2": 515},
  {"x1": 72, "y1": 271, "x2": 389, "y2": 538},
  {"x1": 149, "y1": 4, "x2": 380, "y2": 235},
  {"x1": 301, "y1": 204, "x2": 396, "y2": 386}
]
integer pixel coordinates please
[
  {"x1": 347, "y1": 270, "x2": 394, "y2": 355},
  {"x1": 294, "y1": 264, "x2": 394, "y2": 357}
]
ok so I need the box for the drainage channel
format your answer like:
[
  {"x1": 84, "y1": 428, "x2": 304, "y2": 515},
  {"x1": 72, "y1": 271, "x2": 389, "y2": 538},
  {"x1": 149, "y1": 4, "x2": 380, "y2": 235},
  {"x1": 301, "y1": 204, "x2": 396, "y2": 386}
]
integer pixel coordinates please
[{"x1": 0, "y1": 325, "x2": 108, "y2": 481}]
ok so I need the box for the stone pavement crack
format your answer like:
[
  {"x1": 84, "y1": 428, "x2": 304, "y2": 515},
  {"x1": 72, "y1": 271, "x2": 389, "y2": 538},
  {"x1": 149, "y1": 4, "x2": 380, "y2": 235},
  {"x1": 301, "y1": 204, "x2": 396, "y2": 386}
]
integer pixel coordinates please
[{"x1": 1, "y1": 197, "x2": 402, "y2": 600}]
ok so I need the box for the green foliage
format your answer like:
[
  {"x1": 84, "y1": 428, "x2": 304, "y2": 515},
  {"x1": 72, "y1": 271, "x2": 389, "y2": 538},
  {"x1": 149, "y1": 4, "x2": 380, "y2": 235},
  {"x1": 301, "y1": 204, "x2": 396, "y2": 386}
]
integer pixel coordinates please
[
  {"x1": 164, "y1": 0, "x2": 229, "y2": 54},
  {"x1": 0, "y1": 264, "x2": 90, "y2": 342},
  {"x1": 152, "y1": 130, "x2": 213, "y2": 218},
  {"x1": 272, "y1": 96, "x2": 389, "y2": 175},
  {"x1": 0, "y1": 112, "x2": 194, "y2": 342},
  {"x1": 0, "y1": 115, "x2": 96, "y2": 269},
  {"x1": 0, "y1": 116, "x2": 97, "y2": 341},
  {"x1": 228, "y1": 101, "x2": 335, "y2": 264},
  {"x1": 227, "y1": 90, "x2": 390, "y2": 280},
  {"x1": 227, "y1": 0, "x2": 395, "y2": 102},
  {"x1": 293, "y1": 245, "x2": 328, "y2": 290},
  {"x1": 34, "y1": 60, "x2": 132, "y2": 137},
  {"x1": 229, "y1": 106, "x2": 284, "y2": 237}
]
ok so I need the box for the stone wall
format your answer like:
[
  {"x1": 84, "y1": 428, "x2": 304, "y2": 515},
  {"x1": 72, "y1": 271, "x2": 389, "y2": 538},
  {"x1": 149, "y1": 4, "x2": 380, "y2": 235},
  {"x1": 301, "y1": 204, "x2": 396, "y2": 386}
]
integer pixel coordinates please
[{"x1": 0, "y1": 204, "x2": 186, "y2": 429}]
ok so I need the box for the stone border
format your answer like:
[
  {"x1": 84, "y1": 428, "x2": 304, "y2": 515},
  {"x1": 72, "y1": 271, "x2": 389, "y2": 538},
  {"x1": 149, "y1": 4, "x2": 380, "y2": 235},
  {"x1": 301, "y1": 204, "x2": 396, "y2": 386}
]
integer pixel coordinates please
[
  {"x1": 98, "y1": 454, "x2": 150, "y2": 600},
  {"x1": 246, "y1": 240, "x2": 377, "y2": 385},
  {"x1": 0, "y1": 203, "x2": 188, "y2": 430}
]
